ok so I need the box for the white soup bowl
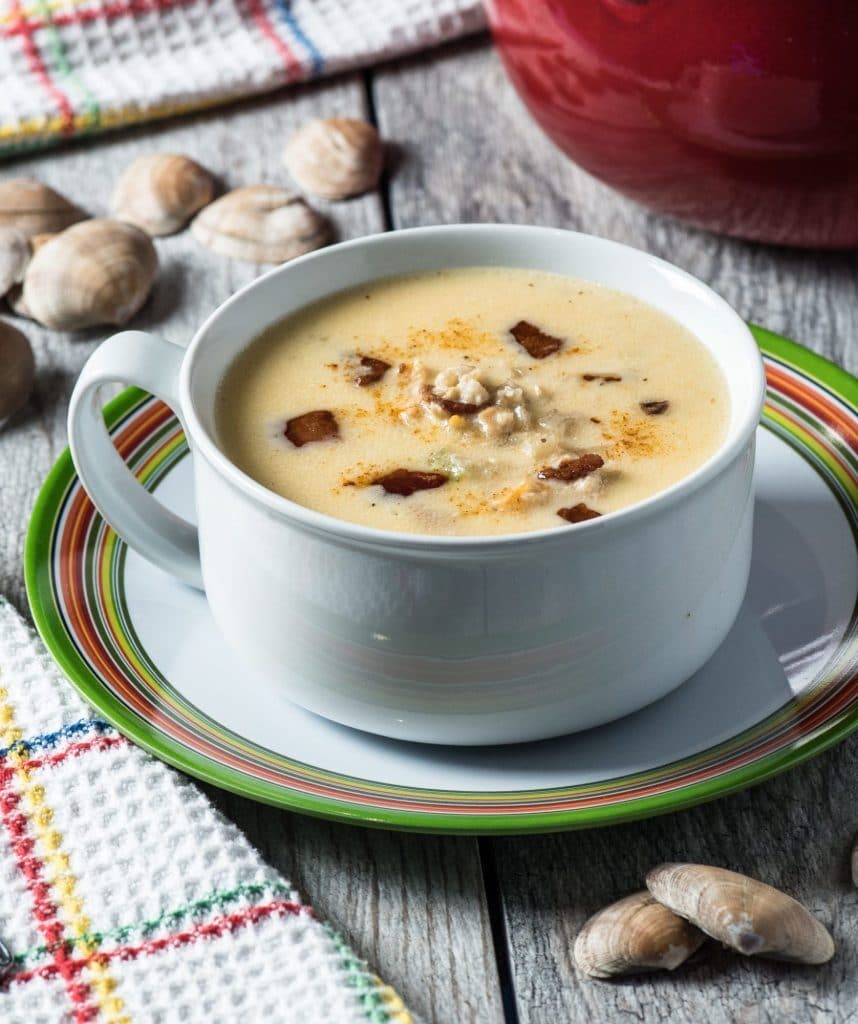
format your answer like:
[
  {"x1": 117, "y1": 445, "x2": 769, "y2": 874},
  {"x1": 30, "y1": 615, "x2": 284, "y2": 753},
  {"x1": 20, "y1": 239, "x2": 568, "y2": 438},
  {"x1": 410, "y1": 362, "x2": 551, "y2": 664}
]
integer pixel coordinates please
[{"x1": 68, "y1": 225, "x2": 765, "y2": 745}]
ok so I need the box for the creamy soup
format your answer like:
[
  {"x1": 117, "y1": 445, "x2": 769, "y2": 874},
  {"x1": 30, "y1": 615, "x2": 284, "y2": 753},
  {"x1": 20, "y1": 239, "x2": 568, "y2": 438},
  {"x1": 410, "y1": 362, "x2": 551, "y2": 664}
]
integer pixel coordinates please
[{"x1": 216, "y1": 267, "x2": 729, "y2": 536}]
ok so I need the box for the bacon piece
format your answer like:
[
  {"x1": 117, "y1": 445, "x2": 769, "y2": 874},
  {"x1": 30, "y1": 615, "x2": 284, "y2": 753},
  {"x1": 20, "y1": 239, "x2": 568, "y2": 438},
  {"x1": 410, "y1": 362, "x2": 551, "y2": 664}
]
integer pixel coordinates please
[
  {"x1": 537, "y1": 453, "x2": 604, "y2": 482},
  {"x1": 373, "y1": 469, "x2": 448, "y2": 496},
  {"x1": 510, "y1": 320, "x2": 563, "y2": 359},
  {"x1": 433, "y1": 394, "x2": 491, "y2": 415},
  {"x1": 582, "y1": 373, "x2": 622, "y2": 383},
  {"x1": 284, "y1": 410, "x2": 339, "y2": 447},
  {"x1": 640, "y1": 400, "x2": 670, "y2": 415},
  {"x1": 435, "y1": 397, "x2": 488, "y2": 415},
  {"x1": 354, "y1": 355, "x2": 391, "y2": 386},
  {"x1": 558, "y1": 503, "x2": 602, "y2": 523},
  {"x1": 422, "y1": 385, "x2": 490, "y2": 416}
]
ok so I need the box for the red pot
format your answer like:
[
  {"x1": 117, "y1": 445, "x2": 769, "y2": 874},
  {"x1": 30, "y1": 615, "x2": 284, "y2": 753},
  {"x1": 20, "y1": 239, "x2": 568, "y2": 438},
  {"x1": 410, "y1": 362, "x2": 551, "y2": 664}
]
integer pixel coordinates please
[{"x1": 486, "y1": 0, "x2": 858, "y2": 247}]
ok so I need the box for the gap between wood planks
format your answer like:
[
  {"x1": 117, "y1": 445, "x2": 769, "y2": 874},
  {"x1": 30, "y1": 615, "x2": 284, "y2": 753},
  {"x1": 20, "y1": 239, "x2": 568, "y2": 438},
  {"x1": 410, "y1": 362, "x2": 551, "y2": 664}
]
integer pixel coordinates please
[
  {"x1": 479, "y1": 838, "x2": 522, "y2": 1024},
  {"x1": 363, "y1": 67, "x2": 521, "y2": 1024},
  {"x1": 364, "y1": 70, "x2": 396, "y2": 233}
]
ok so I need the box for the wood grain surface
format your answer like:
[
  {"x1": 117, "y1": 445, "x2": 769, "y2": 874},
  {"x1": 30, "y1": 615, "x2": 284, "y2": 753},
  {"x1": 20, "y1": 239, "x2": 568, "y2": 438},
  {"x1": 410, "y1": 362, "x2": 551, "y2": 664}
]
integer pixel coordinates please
[{"x1": 1, "y1": 32, "x2": 856, "y2": 1024}]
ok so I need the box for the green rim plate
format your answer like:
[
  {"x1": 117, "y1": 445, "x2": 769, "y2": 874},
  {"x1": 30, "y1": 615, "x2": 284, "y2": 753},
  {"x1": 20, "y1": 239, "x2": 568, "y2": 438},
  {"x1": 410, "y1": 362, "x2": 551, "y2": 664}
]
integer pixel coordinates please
[{"x1": 24, "y1": 326, "x2": 858, "y2": 834}]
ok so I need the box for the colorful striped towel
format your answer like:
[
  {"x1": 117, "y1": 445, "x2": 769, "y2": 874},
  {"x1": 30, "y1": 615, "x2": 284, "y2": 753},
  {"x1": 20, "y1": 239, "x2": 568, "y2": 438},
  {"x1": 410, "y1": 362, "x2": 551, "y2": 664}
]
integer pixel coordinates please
[
  {"x1": 0, "y1": 0, "x2": 486, "y2": 155},
  {"x1": 0, "y1": 596, "x2": 412, "y2": 1024}
]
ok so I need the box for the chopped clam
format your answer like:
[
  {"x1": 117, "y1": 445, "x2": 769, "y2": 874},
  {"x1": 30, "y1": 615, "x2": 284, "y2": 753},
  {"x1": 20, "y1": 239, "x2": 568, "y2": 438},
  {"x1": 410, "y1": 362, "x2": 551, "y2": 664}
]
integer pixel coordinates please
[
  {"x1": 477, "y1": 406, "x2": 516, "y2": 437},
  {"x1": 495, "y1": 478, "x2": 550, "y2": 511},
  {"x1": 495, "y1": 383, "x2": 524, "y2": 408},
  {"x1": 433, "y1": 367, "x2": 490, "y2": 408}
]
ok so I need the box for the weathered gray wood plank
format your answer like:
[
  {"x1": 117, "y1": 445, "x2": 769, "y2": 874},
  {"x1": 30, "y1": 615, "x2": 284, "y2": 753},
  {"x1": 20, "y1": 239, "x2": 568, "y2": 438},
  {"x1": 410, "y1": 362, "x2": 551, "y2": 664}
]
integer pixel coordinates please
[
  {"x1": 374, "y1": 36, "x2": 858, "y2": 1024},
  {"x1": 0, "y1": 75, "x2": 503, "y2": 1024}
]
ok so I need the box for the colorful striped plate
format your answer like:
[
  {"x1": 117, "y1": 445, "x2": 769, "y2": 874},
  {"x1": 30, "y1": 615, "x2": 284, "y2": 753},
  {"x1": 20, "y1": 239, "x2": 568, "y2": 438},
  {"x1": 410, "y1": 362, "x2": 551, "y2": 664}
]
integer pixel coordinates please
[{"x1": 25, "y1": 327, "x2": 858, "y2": 834}]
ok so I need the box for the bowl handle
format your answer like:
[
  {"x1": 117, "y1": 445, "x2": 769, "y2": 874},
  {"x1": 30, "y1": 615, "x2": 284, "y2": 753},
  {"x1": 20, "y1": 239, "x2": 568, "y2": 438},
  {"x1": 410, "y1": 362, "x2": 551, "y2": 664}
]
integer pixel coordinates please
[{"x1": 68, "y1": 331, "x2": 203, "y2": 590}]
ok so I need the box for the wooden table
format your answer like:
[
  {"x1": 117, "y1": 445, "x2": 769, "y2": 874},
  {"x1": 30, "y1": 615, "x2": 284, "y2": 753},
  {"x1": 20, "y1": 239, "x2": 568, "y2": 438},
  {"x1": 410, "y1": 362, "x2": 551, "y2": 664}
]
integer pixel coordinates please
[{"x1": 2, "y1": 34, "x2": 856, "y2": 1024}]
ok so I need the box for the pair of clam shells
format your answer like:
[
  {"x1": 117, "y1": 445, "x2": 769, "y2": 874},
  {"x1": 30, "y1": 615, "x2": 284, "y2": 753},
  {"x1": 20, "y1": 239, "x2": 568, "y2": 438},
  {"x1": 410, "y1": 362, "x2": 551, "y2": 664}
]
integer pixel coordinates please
[
  {"x1": 574, "y1": 863, "x2": 835, "y2": 979},
  {"x1": 0, "y1": 181, "x2": 87, "y2": 299},
  {"x1": 189, "y1": 117, "x2": 382, "y2": 264},
  {"x1": 111, "y1": 154, "x2": 332, "y2": 273},
  {"x1": 0, "y1": 177, "x2": 164, "y2": 331},
  {"x1": 17, "y1": 220, "x2": 159, "y2": 331},
  {"x1": 1, "y1": 215, "x2": 159, "y2": 332},
  {"x1": 113, "y1": 158, "x2": 331, "y2": 265}
]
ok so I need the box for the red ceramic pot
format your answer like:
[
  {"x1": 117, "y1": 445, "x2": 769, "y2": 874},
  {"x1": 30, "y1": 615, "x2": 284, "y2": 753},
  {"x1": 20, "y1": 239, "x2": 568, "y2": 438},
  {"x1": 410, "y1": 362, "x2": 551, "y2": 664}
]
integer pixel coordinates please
[{"x1": 486, "y1": 0, "x2": 858, "y2": 247}]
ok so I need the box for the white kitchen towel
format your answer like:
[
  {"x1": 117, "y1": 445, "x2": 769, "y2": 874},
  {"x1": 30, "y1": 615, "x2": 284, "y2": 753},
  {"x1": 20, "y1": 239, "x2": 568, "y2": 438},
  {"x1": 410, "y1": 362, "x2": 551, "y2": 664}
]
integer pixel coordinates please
[
  {"x1": 0, "y1": 595, "x2": 412, "y2": 1024},
  {"x1": 0, "y1": 0, "x2": 486, "y2": 155}
]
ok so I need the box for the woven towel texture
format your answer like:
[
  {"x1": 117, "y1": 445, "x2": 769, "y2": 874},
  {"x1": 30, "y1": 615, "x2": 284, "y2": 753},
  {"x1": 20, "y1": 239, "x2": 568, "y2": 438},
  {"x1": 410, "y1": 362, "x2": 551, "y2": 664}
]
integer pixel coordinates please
[
  {"x1": 0, "y1": 597, "x2": 411, "y2": 1024},
  {"x1": 0, "y1": 0, "x2": 485, "y2": 155}
]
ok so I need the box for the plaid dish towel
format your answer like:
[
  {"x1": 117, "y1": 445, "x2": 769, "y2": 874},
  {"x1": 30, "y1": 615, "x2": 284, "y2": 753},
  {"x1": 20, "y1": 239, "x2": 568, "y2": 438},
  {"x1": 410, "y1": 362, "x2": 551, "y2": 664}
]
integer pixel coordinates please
[
  {"x1": 0, "y1": 596, "x2": 412, "y2": 1024},
  {"x1": 0, "y1": 0, "x2": 486, "y2": 155}
]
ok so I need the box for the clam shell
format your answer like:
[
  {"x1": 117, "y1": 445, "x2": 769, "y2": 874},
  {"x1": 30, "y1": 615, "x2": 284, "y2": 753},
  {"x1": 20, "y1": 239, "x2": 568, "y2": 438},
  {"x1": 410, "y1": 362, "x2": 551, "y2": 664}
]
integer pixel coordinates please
[
  {"x1": 21, "y1": 219, "x2": 158, "y2": 331},
  {"x1": 283, "y1": 117, "x2": 383, "y2": 200},
  {"x1": 0, "y1": 180, "x2": 85, "y2": 237},
  {"x1": 111, "y1": 153, "x2": 215, "y2": 236},
  {"x1": 646, "y1": 863, "x2": 835, "y2": 964},
  {"x1": 573, "y1": 891, "x2": 706, "y2": 979},
  {"x1": 0, "y1": 319, "x2": 34, "y2": 427},
  {"x1": 191, "y1": 185, "x2": 330, "y2": 264}
]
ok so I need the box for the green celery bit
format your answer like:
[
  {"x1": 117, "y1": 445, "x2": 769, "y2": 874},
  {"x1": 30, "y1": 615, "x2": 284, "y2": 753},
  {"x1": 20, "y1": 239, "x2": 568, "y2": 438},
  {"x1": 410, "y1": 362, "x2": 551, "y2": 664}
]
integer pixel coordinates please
[{"x1": 429, "y1": 449, "x2": 467, "y2": 480}]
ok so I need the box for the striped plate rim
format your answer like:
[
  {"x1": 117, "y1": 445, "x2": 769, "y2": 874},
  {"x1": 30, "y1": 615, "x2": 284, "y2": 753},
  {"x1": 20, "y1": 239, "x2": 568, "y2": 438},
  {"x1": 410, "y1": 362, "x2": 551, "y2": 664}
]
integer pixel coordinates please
[{"x1": 24, "y1": 326, "x2": 858, "y2": 834}]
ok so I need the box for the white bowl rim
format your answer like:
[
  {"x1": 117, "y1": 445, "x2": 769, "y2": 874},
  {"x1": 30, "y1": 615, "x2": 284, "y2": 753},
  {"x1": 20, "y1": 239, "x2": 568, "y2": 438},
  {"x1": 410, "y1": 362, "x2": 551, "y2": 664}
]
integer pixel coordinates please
[{"x1": 179, "y1": 223, "x2": 766, "y2": 553}]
